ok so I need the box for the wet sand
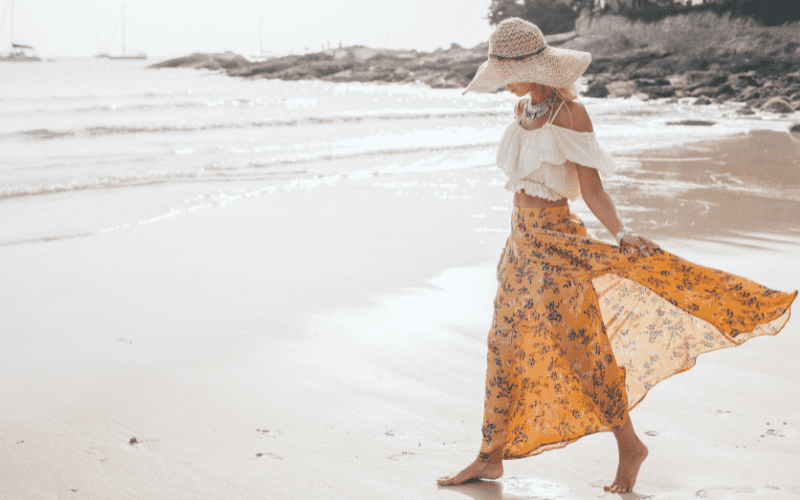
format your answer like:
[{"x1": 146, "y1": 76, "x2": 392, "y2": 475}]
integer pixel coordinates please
[{"x1": 1, "y1": 130, "x2": 798, "y2": 499}]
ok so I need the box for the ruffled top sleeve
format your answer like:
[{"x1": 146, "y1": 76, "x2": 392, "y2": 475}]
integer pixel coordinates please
[{"x1": 496, "y1": 119, "x2": 618, "y2": 201}]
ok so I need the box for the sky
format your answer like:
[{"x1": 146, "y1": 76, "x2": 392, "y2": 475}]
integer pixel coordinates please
[{"x1": 0, "y1": 0, "x2": 496, "y2": 59}]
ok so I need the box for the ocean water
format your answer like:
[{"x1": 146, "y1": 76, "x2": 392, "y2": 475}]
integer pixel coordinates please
[{"x1": 1, "y1": 58, "x2": 798, "y2": 246}]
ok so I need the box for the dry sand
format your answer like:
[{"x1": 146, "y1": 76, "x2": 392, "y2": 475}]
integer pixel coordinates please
[{"x1": 1, "y1": 131, "x2": 798, "y2": 499}]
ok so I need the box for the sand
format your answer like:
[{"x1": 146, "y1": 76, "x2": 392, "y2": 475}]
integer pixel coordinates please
[{"x1": 1, "y1": 131, "x2": 799, "y2": 499}]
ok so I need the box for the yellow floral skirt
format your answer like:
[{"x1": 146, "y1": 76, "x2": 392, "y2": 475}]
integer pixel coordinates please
[{"x1": 480, "y1": 205, "x2": 796, "y2": 461}]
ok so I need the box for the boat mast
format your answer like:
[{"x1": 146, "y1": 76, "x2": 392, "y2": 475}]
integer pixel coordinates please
[
  {"x1": 10, "y1": 0, "x2": 13, "y2": 45},
  {"x1": 121, "y1": 2, "x2": 126, "y2": 55}
]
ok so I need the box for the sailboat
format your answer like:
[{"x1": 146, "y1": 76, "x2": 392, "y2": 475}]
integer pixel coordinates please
[
  {"x1": 249, "y1": 17, "x2": 275, "y2": 62},
  {"x1": 0, "y1": 0, "x2": 42, "y2": 62},
  {"x1": 96, "y1": 2, "x2": 146, "y2": 60}
]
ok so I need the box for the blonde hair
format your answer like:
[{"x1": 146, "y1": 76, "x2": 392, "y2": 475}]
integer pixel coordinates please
[{"x1": 525, "y1": 81, "x2": 580, "y2": 103}]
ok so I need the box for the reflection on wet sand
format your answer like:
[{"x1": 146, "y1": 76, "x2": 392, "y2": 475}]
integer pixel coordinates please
[{"x1": 599, "y1": 129, "x2": 800, "y2": 248}]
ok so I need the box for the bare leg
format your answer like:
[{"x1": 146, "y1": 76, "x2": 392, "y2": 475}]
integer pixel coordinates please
[
  {"x1": 604, "y1": 413, "x2": 649, "y2": 493},
  {"x1": 437, "y1": 447, "x2": 504, "y2": 486}
]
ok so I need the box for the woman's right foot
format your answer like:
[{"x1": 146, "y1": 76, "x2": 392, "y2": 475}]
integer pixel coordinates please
[{"x1": 437, "y1": 457, "x2": 503, "y2": 486}]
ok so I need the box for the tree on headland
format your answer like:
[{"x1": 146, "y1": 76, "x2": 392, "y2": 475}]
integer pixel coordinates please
[
  {"x1": 488, "y1": 0, "x2": 584, "y2": 34},
  {"x1": 490, "y1": 0, "x2": 800, "y2": 28}
]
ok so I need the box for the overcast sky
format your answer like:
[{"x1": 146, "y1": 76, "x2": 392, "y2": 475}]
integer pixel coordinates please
[{"x1": 0, "y1": 0, "x2": 495, "y2": 59}]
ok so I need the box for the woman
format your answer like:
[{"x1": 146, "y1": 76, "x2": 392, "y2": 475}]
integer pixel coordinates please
[{"x1": 438, "y1": 18, "x2": 796, "y2": 493}]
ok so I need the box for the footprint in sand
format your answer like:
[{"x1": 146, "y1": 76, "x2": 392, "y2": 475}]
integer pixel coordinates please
[
  {"x1": 255, "y1": 452, "x2": 283, "y2": 461},
  {"x1": 645, "y1": 430, "x2": 659, "y2": 436},
  {"x1": 388, "y1": 452, "x2": 415, "y2": 461},
  {"x1": 256, "y1": 429, "x2": 281, "y2": 438},
  {"x1": 84, "y1": 448, "x2": 108, "y2": 462},
  {"x1": 503, "y1": 477, "x2": 570, "y2": 498},
  {"x1": 695, "y1": 487, "x2": 757, "y2": 498},
  {"x1": 714, "y1": 410, "x2": 732, "y2": 417}
]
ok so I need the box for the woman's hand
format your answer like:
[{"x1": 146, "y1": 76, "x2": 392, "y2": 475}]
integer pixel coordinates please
[{"x1": 619, "y1": 234, "x2": 660, "y2": 257}]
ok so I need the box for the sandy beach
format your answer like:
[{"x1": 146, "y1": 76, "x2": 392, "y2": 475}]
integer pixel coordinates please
[{"x1": 1, "y1": 124, "x2": 798, "y2": 499}]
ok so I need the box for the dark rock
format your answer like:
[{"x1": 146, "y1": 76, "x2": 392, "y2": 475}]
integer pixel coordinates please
[
  {"x1": 629, "y1": 68, "x2": 665, "y2": 80},
  {"x1": 693, "y1": 95, "x2": 712, "y2": 106},
  {"x1": 635, "y1": 77, "x2": 670, "y2": 87},
  {"x1": 665, "y1": 119, "x2": 716, "y2": 126},
  {"x1": 761, "y1": 96, "x2": 794, "y2": 114},
  {"x1": 782, "y1": 85, "x2": 800, "y2": 98},
  {"x1": 643, "y1": 85, "x2": 677, "y2": 98},
  {"x1": 714, "y1": 83, "x2": 736, "y2": 98},
  {"x1": 738, "y1": 86, "x2": 762, "y2": 102},
  {"x1": 736, "y1": 107, "x2": 756, "y2": 115},
  {"x1": 684, "y1": 71, "x2": 728, "y2": 90},
  {"x1": 690, "y1": 87, "x2": 716, "y2": 98},
  {"x1": 583, "y1": 82, "x2": 610, "y2": 98},
  {"x1": 789, "y1": 123, "x2": 800, "y2": 133},
  {"x1": 730, "y1": 72, "x2": 761, "y2": 88}
]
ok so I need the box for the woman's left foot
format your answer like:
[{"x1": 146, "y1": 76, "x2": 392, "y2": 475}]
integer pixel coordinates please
[
  {"x1": 437, "y1": 457, "x2": 503, "y2": 486},
  {"x1": 604, "y1": 440, "x2": 648, "y2": 493}
]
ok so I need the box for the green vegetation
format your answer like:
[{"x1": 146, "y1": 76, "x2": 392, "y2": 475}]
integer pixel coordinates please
[{"x1": 566, "y1": 12, "x2": 800, "y2": 76}]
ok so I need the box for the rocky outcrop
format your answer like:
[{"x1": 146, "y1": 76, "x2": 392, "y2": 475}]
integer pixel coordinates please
[
  {"x1": 149, "y1": 36, "x2": 799, "y2": 114},
  {"x1": 148, "y1": 52, "x2": 251, "y2": 71}
]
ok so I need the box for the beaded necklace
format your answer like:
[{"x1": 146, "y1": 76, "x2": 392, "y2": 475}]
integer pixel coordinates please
[{"x1": 523, "y1": 92, "x2": 556, "y2": 120}]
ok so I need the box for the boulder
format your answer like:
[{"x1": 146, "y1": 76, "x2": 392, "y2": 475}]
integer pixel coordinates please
[
  {"x1": 583, "y1": 82, "x2": 610, "y2": 98},
  {"x1": 789, "y1": 123, "x2": 800, "y2": 133},
  {"x1": 665, "y1": 119, "x2": 716, "y2": 126},
  {"x1": 738, "y1": 86, "x2": 761, "y2": 102},
  {"x1": 693, "y1": 95, "x2": 712, "y2": 106},
  {"x1": 761, "y1": 96, "x2": 794, "y2": 114},
  {"x1": 606, "y1": 80, "x2": 636, "y2": 98},
  {"x1": 635, "y1": 77, "x2": 671, "y2": 87},
  {"x1": 685, "y1": 72, "x2": 729, "y2": 89},
  {"x1": 690, "y1": 87, "x2": 716, "y2": 98},
  {"x1": 714, "y1": 83, "x2": 736, "y2": 98},
  {"x1": 736, "y1": 106, "x2": 756, "y2": 115},
  {"x1": 634, "y1": 92, "x2": 651, "y2": 101},
  {"x1": 643, "y1": 85, "x2": 677, "y2": 98},
  {"x1": 729, "y1": 72, "x2": 761, "y2": 88}
]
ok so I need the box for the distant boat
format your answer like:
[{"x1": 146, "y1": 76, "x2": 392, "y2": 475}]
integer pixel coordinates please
[
  {"x1": 249, "y1": 17, "x2": 274, "y2": 62},
  {"x1": 0, "y1": 0, "x2": 42, "y2": 62},
  {"x1": 95, "y1": 2, "x2": 146, "y2": 60}
]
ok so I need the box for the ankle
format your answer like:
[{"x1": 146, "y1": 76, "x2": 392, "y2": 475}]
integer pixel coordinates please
[{"x1": 479, "y1": 450, "x2": 503, "y2": 464}]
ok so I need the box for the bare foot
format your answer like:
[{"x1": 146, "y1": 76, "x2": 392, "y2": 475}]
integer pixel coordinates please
[
  {"x1": 604, "y1": 440, "x2": 648, "y2": 493},
  {"x1": 437, "y1": 457, "x2": 503, "y2": 486}
]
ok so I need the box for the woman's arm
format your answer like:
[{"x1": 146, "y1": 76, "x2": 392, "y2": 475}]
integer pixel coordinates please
[
  {"x1": 575, "y1": 165, "x2": 659, "y2": 256},
  {"x1": 563, "y1": 102, "x2": 659, "y2": 256}
]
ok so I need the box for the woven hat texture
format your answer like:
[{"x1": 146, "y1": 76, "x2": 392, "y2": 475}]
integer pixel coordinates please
[{"x1": 462, "y1": 18, "x2": 591, "y2": 95}]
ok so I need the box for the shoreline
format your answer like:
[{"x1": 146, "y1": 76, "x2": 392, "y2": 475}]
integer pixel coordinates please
[{"x1": 2, "y1": 129, "x2": 799, "y2": 498}]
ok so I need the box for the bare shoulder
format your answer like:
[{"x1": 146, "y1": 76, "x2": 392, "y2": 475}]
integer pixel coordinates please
[{"x1": 552, "y1": 100, "x2": 594, "y2": 133}]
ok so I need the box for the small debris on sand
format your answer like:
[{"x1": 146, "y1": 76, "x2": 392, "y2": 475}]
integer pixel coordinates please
[{"x1": 129, "y1": 437, "x2": 139, "y2": 445}]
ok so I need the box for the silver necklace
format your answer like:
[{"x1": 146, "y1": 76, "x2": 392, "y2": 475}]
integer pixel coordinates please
[{"x1": 523, "y1": 92, "x2": 556, "y2": 120}]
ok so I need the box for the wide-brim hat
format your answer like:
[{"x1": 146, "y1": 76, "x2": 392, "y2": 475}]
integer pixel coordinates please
[{"x1": 462, "y1": 18, "x2": 592, "y2": 95}]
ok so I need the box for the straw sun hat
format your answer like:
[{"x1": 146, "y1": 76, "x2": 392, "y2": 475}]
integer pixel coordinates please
[{"x1": 462, "y1": 17, "x2": 592, "y2": 95}]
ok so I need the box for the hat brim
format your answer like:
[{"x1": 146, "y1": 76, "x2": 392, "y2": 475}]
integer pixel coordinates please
[{"x1": 462, "y1": 46, "x2": 591, "y2": 95}]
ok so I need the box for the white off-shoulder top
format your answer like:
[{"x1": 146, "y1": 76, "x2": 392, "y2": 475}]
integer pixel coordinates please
[{"x1": 497, "y1": 101, "x2": 618, "y2": 201}]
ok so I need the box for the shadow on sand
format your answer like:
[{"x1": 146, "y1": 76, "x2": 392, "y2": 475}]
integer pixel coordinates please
[{"x1": 438, "y1": 477, "x2": 654, "y2": 500}]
